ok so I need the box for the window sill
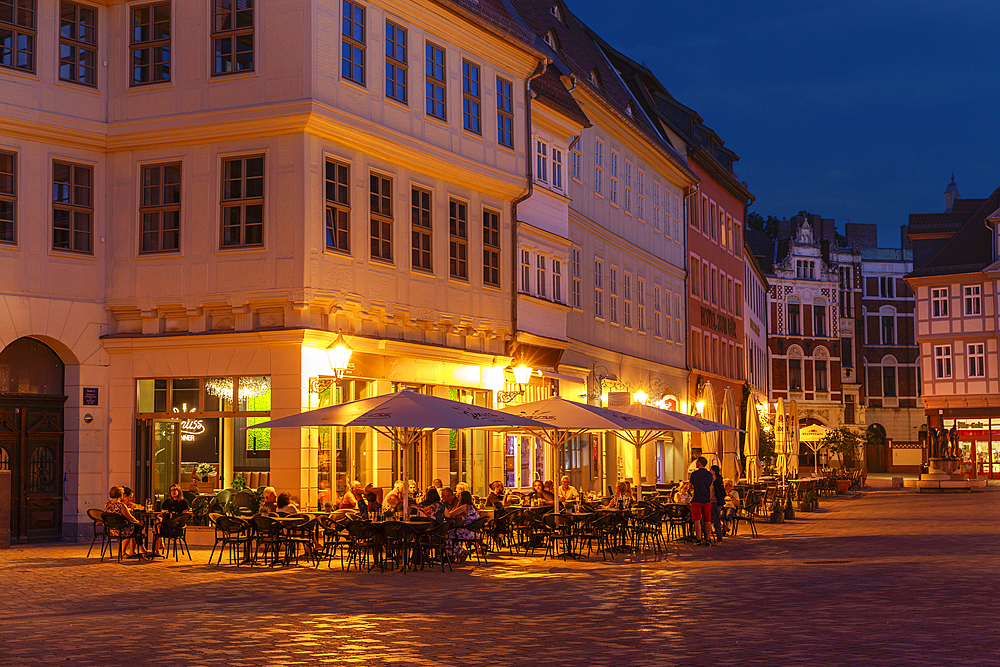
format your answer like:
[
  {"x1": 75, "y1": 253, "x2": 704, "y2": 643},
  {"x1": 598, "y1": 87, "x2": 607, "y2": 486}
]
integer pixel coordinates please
[
  {"x1": 215, "y1": 246, "x2": 267, "y2": 256},
  {"x1": 461, "y1": 129, "x2": 484, "y2": 141},
  {"x1": 136, "y1": 250, "x2": 183, "y2": 259},
  {"x1": 49, "y1": 249, "x2": 97, "y2": 260},
  {"x1": 55, "y1": 79, "x2": 101, "y2": 95},
  {"x1": 0, "y1": 243, "x2": 20, "y2": 252},
  {"x1": 210, "y1": 71, "x2": 258, "y2": 83},
  {"x1": 128, "y1": 81, "x2": 174, "y2": 92},
  {"x1": 384, "y1": 95, "x2": 409, "y2": 110},
  {"x1": 339, "y1": 77, "x2": 369, "y2": 94},
  {"x1": 0, "y1": 66, "x2": 40, "y2": 82}
]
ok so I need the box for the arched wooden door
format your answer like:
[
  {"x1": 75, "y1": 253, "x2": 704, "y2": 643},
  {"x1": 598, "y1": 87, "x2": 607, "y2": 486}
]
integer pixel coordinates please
[{"x1": 0, "y1": 338, "x2": 66, "y2": 542}]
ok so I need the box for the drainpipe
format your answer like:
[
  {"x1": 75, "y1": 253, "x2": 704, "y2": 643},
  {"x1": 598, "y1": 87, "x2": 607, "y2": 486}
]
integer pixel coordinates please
[{"x1": 510, "y1": 60, "x2": 550, "y2": 364}]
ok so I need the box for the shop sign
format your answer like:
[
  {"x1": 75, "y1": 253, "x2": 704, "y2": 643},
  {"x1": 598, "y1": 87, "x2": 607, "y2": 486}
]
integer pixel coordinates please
[
  {"x1": 661, "y1": 394, "x2": 678, "y2": 411},
  {"x1": 181, "y1": 419, "x2": 206, "y2": 442},
  {"x1": 700, "y1": 306, "x2": 737, "y2": 338},
  {"x1": 957, "y1": 420, "x2": 988, "y2": 431}
]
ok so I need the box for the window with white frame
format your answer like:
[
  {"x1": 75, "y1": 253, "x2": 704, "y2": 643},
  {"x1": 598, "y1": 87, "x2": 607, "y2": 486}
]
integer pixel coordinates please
[
  {"x1": 968, "y1": 343, "x2": 985, "y2": 377},
  {"x1": 637, "y1": 278, "x2": 645, "y2": 332},
  {"x1": 609, "y1": 151, "x2": 619, "y2": 205},
  {"x1": 572, "y1": 149, "x2": 581, "y2": 181},
  {"x1": 623, "y1": 160, "x2": 632, "y2": 213},
  {"x1": 536, "y1": 254, "x2": 546, "y2": 297},
  {"x1": 637, "y1": 170, "x2": 644, "y2": 221},
  {"x1": 691, "y1": 257, "x2": 700, "y2": 297},
  {"x1": 964, "y1": 285, "x2": 981, "y2": 316},
  {"x1": 674, "y1": 294, "x2": 681, "y2": 341},
  {"x1": 535, "y1": 139, "x2": 548, "y2": 184},
  {"x1": 664, "y1": 288, "x2": 672, "y2": 334},
  {"x1": 571, "y1": 247, "x2": 582, "y2": 308},
  {"x1": 623, "y1": 272, "x2": 632, "y2": 328},
  {"x1": 653, "y1": 286, "x2": 662, "y2": 337},
  {"x1": 934, "y1": 345, "x2": 952, "y2": 379},
  {"x1": 552, "y1": 148, "x2": 563, "y2": 190},
  {"x1": 672, "y1": 194, "x2": 681, "y2": 239},
  {"x1": 594, "y1": 139, "x2": 603, "y2": 195},
  {"x1": 520, "y1": 249, "x2": 530, "y2": 293},
  {"x1": 610, "y1": 266, "x2": 618, "y2": 323},
  {"x1": 931, "y1": 288, "x2": 948, "y2": 317},
  {"x1": 653, "y1": 180, "x2": 661, "y2": 232},
  {"x1": 552, "y1": 259, "x2": 562, "y2": 303},
  {"x1": 594, "y1": 258, "x2": 604, "y2": 318}
]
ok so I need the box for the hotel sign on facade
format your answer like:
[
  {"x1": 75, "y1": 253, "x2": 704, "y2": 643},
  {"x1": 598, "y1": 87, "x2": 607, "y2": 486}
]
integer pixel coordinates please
[{"x1": 700, "y1": 306, "x2": 738, "y2": 338}]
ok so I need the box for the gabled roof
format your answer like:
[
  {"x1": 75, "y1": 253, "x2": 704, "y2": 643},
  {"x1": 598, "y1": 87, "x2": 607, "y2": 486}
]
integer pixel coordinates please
[
  {"x1": 908, "y1": 198, "x2": 987, "y2": 236},
  {"x1": 444, "y1": 0, "x2": 534, "y2": 44},
  {"x1": 907, "y1": 187, "x2": 1000, "y2": 278},
  {"x1": 530, "y1": 65, "x2": 590, "y2": 127},
  {"x1": 504, "y1": 0, "x2": 693, "y2": 180}
]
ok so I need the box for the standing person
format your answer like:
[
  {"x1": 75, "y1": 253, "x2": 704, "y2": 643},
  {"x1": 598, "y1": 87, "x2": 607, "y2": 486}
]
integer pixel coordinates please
[
  {"x1": 689, "y1": 457, "x2": 713, "y2": 546},
  {"x1": 710, "y1": 465, "x2": 725, "y2": 543}
]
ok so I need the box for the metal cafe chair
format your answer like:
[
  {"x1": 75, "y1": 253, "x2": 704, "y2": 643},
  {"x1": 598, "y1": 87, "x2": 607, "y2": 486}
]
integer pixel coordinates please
[{"x1": 86, "y1": 508, "x2": 107, "y2": 558}]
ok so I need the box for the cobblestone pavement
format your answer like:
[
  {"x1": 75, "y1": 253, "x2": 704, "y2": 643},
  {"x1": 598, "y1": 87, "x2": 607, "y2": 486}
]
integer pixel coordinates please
[{"x1": 3, "y1": 489, "x2": 1000, "y2": 666}]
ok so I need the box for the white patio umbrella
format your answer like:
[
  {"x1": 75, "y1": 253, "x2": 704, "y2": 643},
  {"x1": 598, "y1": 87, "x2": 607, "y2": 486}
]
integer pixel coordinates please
[
  {"x1": 789, "y1": 400, "x2": 800, "y2": 478},
  {"x1": 247, "y1": 389, "x2": 547, "y2": 519},
  {"x1": 721, "y1": 388, "x2": 742, "y2": 482},
  {"x1": 775, "y1": 398, "x2": 788, "y2": 482},
  {"x1": 743, "y1": 399, "x2": 761, "y2": 484},
  {"x1": 500, "y1": 397, "x2": 694, "y2": 510},
  {"x1": 699, "y1": 383, "x2": 721, "y2": 469},
  {"x1": 617, "y1": 403, "x2": 736, "y2": 500}
]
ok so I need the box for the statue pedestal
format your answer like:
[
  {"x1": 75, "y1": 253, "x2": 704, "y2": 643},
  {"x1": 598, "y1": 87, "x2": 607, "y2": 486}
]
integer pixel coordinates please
[{"x1": 908, "y1": 458, "x2": 986, "y2": 491}]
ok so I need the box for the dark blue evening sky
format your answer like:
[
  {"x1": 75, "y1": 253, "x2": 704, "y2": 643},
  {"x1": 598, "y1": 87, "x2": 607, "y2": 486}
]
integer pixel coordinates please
[{"x1": 568, "y1": 0, "x2": 1000, "y2": 247}]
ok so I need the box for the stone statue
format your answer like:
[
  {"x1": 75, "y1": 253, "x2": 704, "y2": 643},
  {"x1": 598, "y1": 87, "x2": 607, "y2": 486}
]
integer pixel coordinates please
[
  {"x1": 927, "y1": 426, "x2": 939, "y2": 459},
  {"x1": 949, "y1": 426, "x2": 959, "y2": 459}
]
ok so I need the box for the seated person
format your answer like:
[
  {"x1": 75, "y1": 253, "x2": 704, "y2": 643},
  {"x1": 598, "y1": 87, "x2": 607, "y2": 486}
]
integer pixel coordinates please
[
  {"x1": 121, "y1": 487, "x2": 141, "y2": 509},
  {"x1": 339, "y1": 481, "x2": 363, "y2": 510},
  {"x1": 363, "y1": 492, "x2": 382, "y2": 521},
  {"x1": 153, "y1": 484, "x2": 189, "y2": 554},
  {"x1": 382, "y1": 481, "x2": 406, "y2": 518},
  {"x1": 105, "y1": 485, "x2": 150, "y2": 559},
  {"x1": 444, "y1": 490, "x2": 482, "y2": 562},
  {"x1": 530, "y1": 480, "x2": 553, "y2": 507},
  {"x1": 605, "y1": 481, "x2": 634, "y2": 511},
  {"x1": 557, "y1": 476, "x2": 580, "y2": 504},
  {"x1": 485, "y1": 481, "x2": 510, "y2": 510},
  {"x1": 541, "y1": 480, "x2": 556, "y2": 502},
  {"x1": 276, "y1": 492, "x2": 299, "y2": 515},
  {"x1": 431, "y1": 478, "x2": 444, "y2": 493},
  {"x1": 408, "y1": 479, "x2": 422, "y2": 504},
  {"x1": 673, "y1": 482, "x2": 693, "y2": 505},
  {"x1": 260, "y1": 487, "x2": 278, "y2": 514},
  {"x1": 416, "y1": 488, "x2": 445, "y2": 524}
]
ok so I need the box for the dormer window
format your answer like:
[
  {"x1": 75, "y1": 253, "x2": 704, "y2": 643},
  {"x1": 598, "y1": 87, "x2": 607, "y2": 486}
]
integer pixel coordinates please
[
  {"x1": 550, "y1": 4, "x2": 562, "y2": 21},
  {"x1": 589, "y1": 69, "x2": 600, "y2": 89},
  {"x1": 544, "y1": 29, "x2": 558, "y2": 51},
  {"x1": 626, "y1": 103, "x2": 633, "y2": 117}
]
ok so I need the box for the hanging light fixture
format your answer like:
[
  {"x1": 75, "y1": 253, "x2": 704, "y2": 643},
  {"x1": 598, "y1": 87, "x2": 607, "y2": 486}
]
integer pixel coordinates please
[
  {"x1": 495, "y1": 364, "x2": 534, "y2": 403},
  {"x1": 310, "y1": 333, "x2": 354, "y2": 394},
  {"x1": 326, "y1": 332, "x2": 354, "y2": 380},
  {"x1": 631, "y1": 390, "x2": 649, "y2": 405}
]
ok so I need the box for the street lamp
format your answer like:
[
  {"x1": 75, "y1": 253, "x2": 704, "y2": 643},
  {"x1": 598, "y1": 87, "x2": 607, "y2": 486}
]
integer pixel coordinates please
[
  {"x1": 631, "y1": 390, "x2": 649, "y2": 405},
  {"x1": 495, "y1": 364, "x2": 533, "y2": 403},
  {"x1": 310, "y1": 332, "x2": 354, "y2": 394},
  {"x1": 695, "y1": 400, "x2": 705, "y2": 415}
]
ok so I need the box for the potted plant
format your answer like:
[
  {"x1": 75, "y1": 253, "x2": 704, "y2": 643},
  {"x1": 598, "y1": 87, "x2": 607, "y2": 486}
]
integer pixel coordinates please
[
  {"x1": 232, "y1": 473, "x2": 248, "y2": 492},
  {"x1": 769, "y1": 497, "x2": 784, "y2": 523},
  {"x1": 196, "y1": 462, "x2": 217, "y2": 483},
  {"x1": 783, "y1": 495, "x2": 795, "y2": 520},
  {"x1": 799, "y1": 489, "x2": 818, "y2": 512}
]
